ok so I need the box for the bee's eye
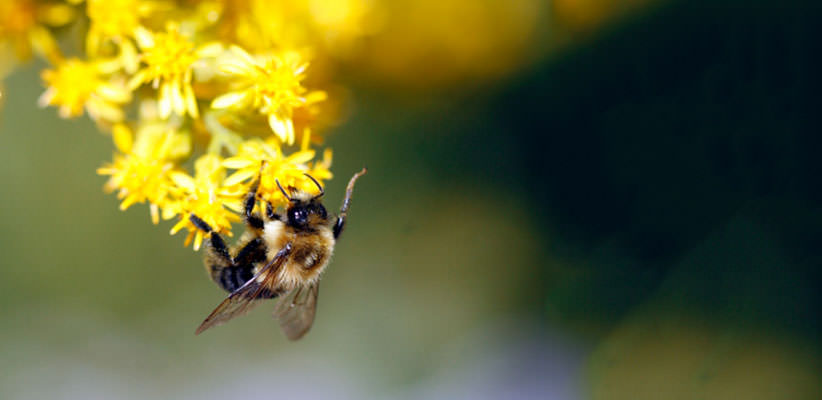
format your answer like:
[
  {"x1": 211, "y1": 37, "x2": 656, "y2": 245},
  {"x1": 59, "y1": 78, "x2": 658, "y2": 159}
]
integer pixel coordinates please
[
  {"x1": 288, "y1": 207, "x2": 309, "y2": 226},
  {"x1": 313, "y1": 203, "x2": 327, "y2": 220}
]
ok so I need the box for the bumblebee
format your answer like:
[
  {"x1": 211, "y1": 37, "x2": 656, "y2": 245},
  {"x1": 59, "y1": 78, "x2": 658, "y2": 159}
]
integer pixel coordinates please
[{"x1": 190, "y1": 167, "x2": 367, "y2": 340}]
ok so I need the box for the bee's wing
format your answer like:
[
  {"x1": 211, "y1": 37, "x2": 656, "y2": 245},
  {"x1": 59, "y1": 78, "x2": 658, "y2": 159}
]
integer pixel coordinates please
[
  {"x1": 195, "y1": 245, "x2": 291, "y2": 335},
  {"x1": 272, "y1": 281, "x2": 320, "y2": 340}
]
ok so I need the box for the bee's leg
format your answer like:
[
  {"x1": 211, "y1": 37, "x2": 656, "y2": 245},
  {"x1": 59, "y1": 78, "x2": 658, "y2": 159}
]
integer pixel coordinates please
[
  {"x1": 244, "y1": 179, "x2": 265, "y2": 229},
  {"x1": 190, "y1": 214, "x2": 230, "y2": 263},
  {"x1": 233, "y1": 237, "x2": 265, "y2": 266},
  {"x1": 192, "y1": 213, "x2": 263, "y2": 293},
  {"x1": 333, "y1": 168, "x2": 367, "y2": 239},
  {"x1": 332, "y1": 216, "x2": 345, "y2": 239}
]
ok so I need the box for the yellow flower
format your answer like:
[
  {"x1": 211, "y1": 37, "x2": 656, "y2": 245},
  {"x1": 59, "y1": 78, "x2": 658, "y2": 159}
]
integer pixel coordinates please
[
  {"x1": 87, "y1": 0, "x2": 144, "y2": 43},
  {"x1": 0, "y1": 0, "x2": 75, "y2": 64},
  {"x1": 222, "y1": 136, "x2": 332, "y2": 209},
  {"x1": 129, "y1": 24, "x2": 221, "y2": 119},
  {"x1": 38, "y1": 58, "x2": 131, "y2": 122},
  {"x1": 85, "y1": 0, "x2": 157, "y2": 72},
  {"x1": 168, "y1": 154, "x2": 244, "y2": 250},
  {"x1": 211, "y1": 46, "x2": 326, "y2": 145},
  {"x1": 19, "y1": 1, "x2": 342, "y2": 254},
  {"x1": 97, "y1": 123, "x2": 190, "y2": 222}
]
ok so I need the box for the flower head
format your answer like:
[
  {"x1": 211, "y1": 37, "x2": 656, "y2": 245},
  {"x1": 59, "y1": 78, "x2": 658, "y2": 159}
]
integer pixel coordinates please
[
  {"x1": 87, "y1": 0, "x2": 144, "y2": 42},
  {"x1": 212, "y1": 46, "x2": 326, "y2": 145},
  {"x1": 168, "y1": 154, "x2": 244, "y2": 250},
  {"x1": 39, "y1": 58, "x2": 131, "y2": 122},
  {"x1": 97, "y1": 123, "x2": 191, "y2": 222},
  {"x1": 14, "y1": 0, "x2": 345, "y2": 255},
  {"x1": 85, "y1": 0, "x2": 157, "y2": 71},
  {"x1": 129, "y1": 24, "x2": 221, "y2": 119},
  {"x1": 223, "y1": 136, "x2": 332, "y2": 209}
]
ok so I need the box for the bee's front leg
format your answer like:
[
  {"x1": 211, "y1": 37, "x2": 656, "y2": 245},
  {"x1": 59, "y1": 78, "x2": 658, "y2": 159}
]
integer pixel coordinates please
[
  {"x1": 333, "y1": 168, "x2": 367, "y2": 239},
  {"x1": 266, "y1": 202, "x2": 281, "y2": 221},
  {"x1": 190, "y1": 213, "x2": 231, "y2": 263},
  {"x1": 191, "y1": 213, "x2": 264, "y2": 293},
  {"x1": 243, "y1": 179, "x2": 265, "y2": 230}
]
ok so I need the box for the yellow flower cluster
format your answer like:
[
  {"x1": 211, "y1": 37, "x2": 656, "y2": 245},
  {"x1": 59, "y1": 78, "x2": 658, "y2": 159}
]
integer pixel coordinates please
[{"x1": 1, "y1": 0, "x2": 353, "y2": 250}]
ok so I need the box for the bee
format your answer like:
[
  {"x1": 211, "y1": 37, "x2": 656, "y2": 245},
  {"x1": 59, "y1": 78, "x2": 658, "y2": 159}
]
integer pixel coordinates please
[{"x1": 189, "y1": 167, "x2": 367, "y2": 340}]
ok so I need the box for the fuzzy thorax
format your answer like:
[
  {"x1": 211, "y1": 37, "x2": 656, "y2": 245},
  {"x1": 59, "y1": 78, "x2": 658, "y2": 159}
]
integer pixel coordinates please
[{"x1": 260, "y1": 219, "x2": 335, "y2": 289}]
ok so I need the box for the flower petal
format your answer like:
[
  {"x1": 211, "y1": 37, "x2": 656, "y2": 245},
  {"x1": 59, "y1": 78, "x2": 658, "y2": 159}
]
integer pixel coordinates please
[
  {"x1": 223, "y1": 157, "x2": 255, "y2": 169},
  {"x1": 269, "y1": 114, "x2": 295, "y2": 144},
  {"x1": 97, "y1": 83, "x2": 131, "y2": 103},
  {"x1": 37, "y1": 88, "x2": 56, "y2": 108},
  {"x1": 229, "y1": 45, "x2": 257, "y2": 68},
  {"x1": 133, "y1": 26, "x2": 155, "y2": 49},
  {"x1": 195, "y1": 42, "x2": 224, "y2": 58},
  {"x1": 286, "y1": 150, "x2": 316, "y2": 165},
  {"x1": 127, "y1": 70, "x2": 147, "y2": 90},
  {"x1": 170, "y1": 171, "x2": 196, "y2": 192},
  {"x1": 158, "y1": 83, "x2": 173, "y2": 118},
  {"x1": 170, "y1": 83, "x2": 185, "y2": 116},
  {"x1": 305, "y1": 90, "x2": 328, "y2": 104},
  {"x1": 211, "y1": 91, "x2": 249, "y2": 109},
  {"x1": 224, "y1": 169, "x2": 255, "y2": 186},
  {"x1": 184, "y1": 83, "x2": 198, "y2": 118}
]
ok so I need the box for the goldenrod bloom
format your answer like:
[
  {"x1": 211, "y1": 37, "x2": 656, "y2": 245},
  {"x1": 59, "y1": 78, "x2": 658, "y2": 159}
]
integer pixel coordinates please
[
  {"x1": 86, "y1": 0, "x2": 148, "y2": 45},
  {"x1": 169, "y1": 154, "x2": 244, "y2": 250},
  {"x1": 129, "y1": 24, "x2": 221, "y2": 119},
  {"x1": 9, "y1": 0, "x2": 345, "y2": 254},
  {"x1": 85, "y1": 0, "x2": 156, "y2": 72},
  {"x1": 212, "y1": 46, "x2": 326, "y2": 145},
  {"x1": 223, "y1": 136, "x2": 332, "y2": 208},
  {"x1": 39, "y1": 58, "x2": 131, "y2": 122},
  {"x1": 97, "y1": 123, "x2": 190, "y2": 222}
]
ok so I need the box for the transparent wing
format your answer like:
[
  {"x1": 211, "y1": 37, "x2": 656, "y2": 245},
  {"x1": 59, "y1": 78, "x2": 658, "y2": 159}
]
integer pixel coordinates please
[
  {"x1": 272, "y1": 281, "x2": 320, "y2": 340},
  {"x1": 195, "y1": 244, "x2": 292, "y2": 335}
]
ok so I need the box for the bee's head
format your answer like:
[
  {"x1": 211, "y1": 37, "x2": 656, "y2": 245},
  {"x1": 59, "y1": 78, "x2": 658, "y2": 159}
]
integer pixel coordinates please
[{"x1": 277, "y1": 174, "x2": 328, "y2": 229}]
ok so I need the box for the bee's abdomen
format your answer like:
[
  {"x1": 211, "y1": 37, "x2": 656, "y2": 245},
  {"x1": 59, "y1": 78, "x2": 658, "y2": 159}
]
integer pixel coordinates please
[
  {"x1": 293, "y1": 247, "x2": 328, "y2": 270},
  {"x1": 211, "y1": 263, "x2": 281, "y2": 299},
  {"x1": 214, "y1": 263, "x2": 255, "y2": 293}
]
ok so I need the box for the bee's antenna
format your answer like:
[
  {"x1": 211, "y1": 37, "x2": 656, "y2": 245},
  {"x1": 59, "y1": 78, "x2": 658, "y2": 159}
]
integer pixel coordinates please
[
  {"x1": 275, "y1": 179, "x2": 293, "y2": 201},
  {"x1": 304, "y1": 173, "x2": 324, "y2": 198}
]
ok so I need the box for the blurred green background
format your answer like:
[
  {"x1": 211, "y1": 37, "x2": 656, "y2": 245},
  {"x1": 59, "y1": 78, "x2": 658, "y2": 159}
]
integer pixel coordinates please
[{"x1": 1, "y1": 1, "x2": 820, "y2": 399}]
